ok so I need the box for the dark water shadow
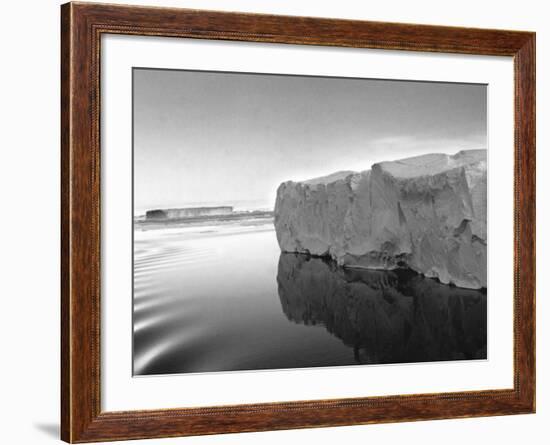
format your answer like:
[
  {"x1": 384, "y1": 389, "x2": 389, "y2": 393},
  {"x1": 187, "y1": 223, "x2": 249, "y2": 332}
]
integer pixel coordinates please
[
  {"x1": 277, "y1": 253, "x2": 487, "y2": 365},
  {"x1": 33, "y1": 422, "x2": 59, "y2": 439}
]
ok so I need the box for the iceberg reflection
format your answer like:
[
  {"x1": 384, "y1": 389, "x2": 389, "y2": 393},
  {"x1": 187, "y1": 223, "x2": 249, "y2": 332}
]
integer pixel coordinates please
[{"x1": 277, "y1": 253, "x2": 487, "y2": 365}]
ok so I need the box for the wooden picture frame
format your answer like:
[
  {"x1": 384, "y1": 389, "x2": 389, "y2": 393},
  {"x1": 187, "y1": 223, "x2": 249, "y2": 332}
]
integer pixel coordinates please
[{"x1": 61, "y1": 2, "x2": 535, "y2": 442}]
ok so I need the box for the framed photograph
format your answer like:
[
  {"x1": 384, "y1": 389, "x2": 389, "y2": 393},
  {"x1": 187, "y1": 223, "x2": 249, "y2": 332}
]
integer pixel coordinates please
[{"x1": 61, "y1": 2, "x2": 535, "y2": 442}]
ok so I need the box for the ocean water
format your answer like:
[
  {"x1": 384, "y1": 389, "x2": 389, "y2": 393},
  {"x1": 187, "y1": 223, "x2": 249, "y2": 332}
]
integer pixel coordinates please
[{"x1": 133, "y1": 221, "x2": 487, "y2": 376}]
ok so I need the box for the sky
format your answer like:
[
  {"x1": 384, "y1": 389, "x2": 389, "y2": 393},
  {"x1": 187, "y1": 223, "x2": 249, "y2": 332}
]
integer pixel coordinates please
[{"x1": 133, "y1": 68, "x2": 486, "y2": 214}]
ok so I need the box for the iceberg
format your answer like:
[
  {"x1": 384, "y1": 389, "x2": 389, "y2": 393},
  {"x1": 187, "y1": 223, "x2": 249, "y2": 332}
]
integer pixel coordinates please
[{"x1": 274, "y1": 149, "x2": 487, "y2": 289}]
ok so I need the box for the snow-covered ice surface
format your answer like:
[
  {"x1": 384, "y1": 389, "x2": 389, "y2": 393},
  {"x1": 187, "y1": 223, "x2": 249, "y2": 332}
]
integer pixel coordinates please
[{"x1": 274, "y1": 149, "x2": 487, "y2": 289}]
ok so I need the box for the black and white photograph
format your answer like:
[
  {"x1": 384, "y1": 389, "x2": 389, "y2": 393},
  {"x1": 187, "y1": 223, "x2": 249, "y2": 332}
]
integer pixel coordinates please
[{"x1": 132, "y1": 68, "x2": 488, "y2": 376}]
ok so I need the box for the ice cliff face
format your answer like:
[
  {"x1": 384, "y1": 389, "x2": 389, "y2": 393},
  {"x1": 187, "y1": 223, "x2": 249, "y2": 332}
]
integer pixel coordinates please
[{"x1": 274, "y1": 149, "x2": 487, "y2": 289}]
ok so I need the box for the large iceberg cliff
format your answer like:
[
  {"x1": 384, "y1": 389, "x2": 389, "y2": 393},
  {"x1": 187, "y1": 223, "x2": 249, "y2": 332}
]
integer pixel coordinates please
[{"x1": 274, "y1": 149, "x2": 487, "y2": 289}]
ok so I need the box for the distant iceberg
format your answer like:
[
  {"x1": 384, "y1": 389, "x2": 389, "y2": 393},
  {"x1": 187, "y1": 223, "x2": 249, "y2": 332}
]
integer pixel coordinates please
[{"x1": 146, "y1": 206, "x2": 234, "y2": 220}]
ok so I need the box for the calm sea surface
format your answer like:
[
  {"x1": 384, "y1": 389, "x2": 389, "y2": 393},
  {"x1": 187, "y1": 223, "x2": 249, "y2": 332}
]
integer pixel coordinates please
[{"x1": 133, "y1": 221, "x2": 487, "y2": 376}]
